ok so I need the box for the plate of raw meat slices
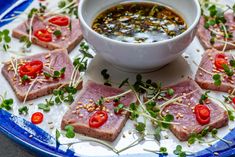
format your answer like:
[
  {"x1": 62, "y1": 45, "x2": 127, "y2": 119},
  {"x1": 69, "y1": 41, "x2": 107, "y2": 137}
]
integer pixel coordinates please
[{"x1": 0, "y1": 0, "x2": 235, "y2": 157}]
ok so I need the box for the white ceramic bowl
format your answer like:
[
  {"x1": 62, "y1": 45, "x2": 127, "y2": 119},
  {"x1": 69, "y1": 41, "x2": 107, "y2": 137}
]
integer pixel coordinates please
[{"x1": 78, "y1": 0, "x2": 201, "y2": 72}]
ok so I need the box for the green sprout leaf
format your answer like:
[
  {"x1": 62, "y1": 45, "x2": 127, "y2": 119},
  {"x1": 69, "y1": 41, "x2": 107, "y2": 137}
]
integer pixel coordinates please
[
  {"x1": 135, "y1": 122, "x2": 146, "y2": 133},
  {"x1": 18, "y1": 106, "x2": 28, "y2": 115},
  {"x1": 65, "y1": 125, "x2": 75, "y2": 138},
  {"x1": 213, "y1": 74, "x2": 221, "y2": 86}
]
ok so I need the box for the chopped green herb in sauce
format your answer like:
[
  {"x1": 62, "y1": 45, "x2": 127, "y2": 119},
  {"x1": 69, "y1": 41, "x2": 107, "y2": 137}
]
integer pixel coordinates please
[{"x1": 92, "y1": 2, "x2": 187, "y2": 43}]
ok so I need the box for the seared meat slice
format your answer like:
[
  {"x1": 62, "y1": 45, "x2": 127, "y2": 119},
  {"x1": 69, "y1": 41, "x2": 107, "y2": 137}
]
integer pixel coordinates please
[
  {"x1": 12, "y1": 15, "x2": 83, "y2": 53},
  {"x1": 157, "y1": 79, "x2": 228, "y2": 141},
  {"x1": 195, "y1": 49, "x2": 235, "y2": 92},
  {"x1": 197, "y1": 13, "x2": 235, "y2": 51},
  {"x1": 2, "y1": 49, "x2": 80, "y2": 101},
  {"x1": 61, "y1": 81, "x2": 136, "y2": 141}
]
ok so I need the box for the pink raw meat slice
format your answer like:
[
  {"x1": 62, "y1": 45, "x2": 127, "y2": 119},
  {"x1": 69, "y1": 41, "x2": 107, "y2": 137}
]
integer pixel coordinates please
[
  {"x1": 195, "y1": 49, "x2": 235, "y2": 92},
  {"x1": 61, "y1": 81, "x2": 136, "y2": 141},
  {"x1": 2, "y1": 49, "x2": 80, "y2": 101},
  {"x1": 12, "y1": 15, "x2": 83, "y2": 53},
  {"x1": 197, "y1": 13, "x2": 235, "y2": 51},
  {"x1": 157, "y1": 79, "x2": 228, "y2": 141}
]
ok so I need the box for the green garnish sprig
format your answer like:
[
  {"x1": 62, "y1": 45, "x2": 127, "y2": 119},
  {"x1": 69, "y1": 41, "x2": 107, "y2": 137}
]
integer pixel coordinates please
[
  {"x1": 58, "y1": 0, "x2": 78, "y2": 18},
  {"x1": 20, "y1": 36, "x2": 32, "y2": 49},
  {"x1": 143, "y1": 147, "x2": 168, "y2": 155},
  {"x1": 213, "y1": 74, "x2": 222, "y2": 86},
  {"x1": 199, "y1": 91, "x2": 210, "y2": 104},
  {"x1": 173, "y1": 145, "x2": 189, "y2": 157},
  {"x1": 188, "y1": 127, "x2": 231, "y2": 145},
  {"x1": 44, "y1": 67, "x2": 66, "y2": 79},
  {"x1": 53, "y1": 30, "x2": 62, "y2": 38},
  {"x1": 18, "y1": 106, "x2": 29, "y2": 115},
  {"x1": 38, "y1": 86, "x2": 77, "y2": 112},
  {"x1": 0, "y1": 29, "x2": 11, "y2": 52},
  {"x1": 0, "y1": 94, "x2": 13, "y2": 111},
  {"x1": 73, "y1": 42, "x2": 93, "y2": 72}
]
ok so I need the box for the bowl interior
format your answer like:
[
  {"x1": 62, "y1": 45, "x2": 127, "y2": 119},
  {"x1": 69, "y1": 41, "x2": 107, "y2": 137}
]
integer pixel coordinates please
[{"x1": 80, "y1": 0, "x2": 200, "y2": 30}]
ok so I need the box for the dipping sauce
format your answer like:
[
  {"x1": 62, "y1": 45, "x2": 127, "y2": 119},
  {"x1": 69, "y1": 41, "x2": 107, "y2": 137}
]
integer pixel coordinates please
[{"x1": 92, "y1": 2, "x2": 187, "y2": 43}]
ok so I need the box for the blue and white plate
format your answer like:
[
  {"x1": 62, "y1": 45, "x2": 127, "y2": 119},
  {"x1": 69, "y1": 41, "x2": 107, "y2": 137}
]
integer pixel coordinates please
[{"x1": 0, "y1": 0, "x2": 235, "y2": 156}]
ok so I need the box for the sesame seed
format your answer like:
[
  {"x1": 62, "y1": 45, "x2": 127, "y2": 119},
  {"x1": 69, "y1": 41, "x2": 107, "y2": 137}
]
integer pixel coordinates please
[
  {"x1": 50, "y1": 125, "x2": 54, "y2": 129},
  {"x1": 48, "y1": 121, "x2": 53, "y2": 124},
  {"x1": 72, "y1": 110, "x2": 76, "y2": 114},
  {"x1": 29, "y1": 135, "x2": 33, "y2": 138},
  {"x1": 205, "y1": 99, "x2": 211, "y2": 104},
  {"x1": 79, "y1": 114, "x2": 83, "y2": 118},
  {"x1": 78, "y1": 102, "x2": 82, "y2": 105}
]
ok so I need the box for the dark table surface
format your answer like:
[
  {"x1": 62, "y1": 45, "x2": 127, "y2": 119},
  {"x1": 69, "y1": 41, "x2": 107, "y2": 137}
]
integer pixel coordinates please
[{"x1": 0, "y1": 133, "x2": 35, "y2": 157}]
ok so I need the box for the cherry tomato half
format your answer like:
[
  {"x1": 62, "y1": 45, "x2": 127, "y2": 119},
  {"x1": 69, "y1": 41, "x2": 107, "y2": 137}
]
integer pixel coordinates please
[
  {"x1": 31, "y1": 112, "x2": 44, "y2": 124},
  {"x1": 34, "y1": 29, "x2": 52, "y2": 42},
  {"x1": 18, "y1": 60, "x2": 43, "y2": 78},
  {"x1": 49, "y1": 16, "x2": 69, "y2": 26},
  {"x1": 194, "y1": 104, "x2": 210, "y2": 125},
  {"x1": 214, "y1": 53, "x2": 228, "y2": 69},
  {"x1": 89, "y1": 111, "x2": 108, "y2": 128}
]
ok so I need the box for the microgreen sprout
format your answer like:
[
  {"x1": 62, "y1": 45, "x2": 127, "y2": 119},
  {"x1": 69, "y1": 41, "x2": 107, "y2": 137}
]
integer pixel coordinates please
[
  {"x1": 0, "y1": 93, "x2": 13, "y2": 110},
  {"x1": 58, "y1": 0, "x2": 78, "y2": 18},
  {"x1": 0, "y1": 29, "x2": 11, "y2": 52},
  {"x1": 65, "y1": 125, "x2": 75, "y2": 138},
  {"x1": 213, "y1": 74, "x2": 222, "y2": 86},
  {"x1": 18, "y1": 106, "x2": 29, "y2": 115},
  {"x1": 73, "y1": 42, "x2": 93, "y2": 72},
  {"x1": 20, "y1": 36, "x2": 32, "y2": 49}
]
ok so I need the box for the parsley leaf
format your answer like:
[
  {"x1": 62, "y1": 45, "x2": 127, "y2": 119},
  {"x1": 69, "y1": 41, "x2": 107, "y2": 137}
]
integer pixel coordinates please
[
  {"x1": 0, "y1": 97, "x2": 13, "y2": 110},
  {"x1": 213, "y1": 74, "x2": 221, "y2": 86},
  {"x1": 230, "y1": 60, "x2": 235, "y2": 67},
  {"x1": 65, "y1": 125, "x2": 75, "y2": 138},
  {"x1": 222, "y1": 64, "x2": 234, "y2": 77},
  {"x1": 135, "y1": 122, "x2": 146, "y2": 133},
  {"x1": 18, "y1": 106, "x2": 28, "y2": 115},
  {"x1": 199, "y1": 91, "x2": 210, "y2": 104},
  {"x1": 53, "y1": 30, "x2": 62, "y2": 37},
  {"x1": 56, "y1": 129, "x2": 61, "y2": 142}
]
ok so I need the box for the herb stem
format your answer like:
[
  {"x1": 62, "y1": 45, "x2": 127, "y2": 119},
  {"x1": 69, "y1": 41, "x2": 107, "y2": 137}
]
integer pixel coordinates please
[
  {"x1": 23, "y1": 77, "x2": 38, "y2": 104},
  {"x1": 117, "y1": 135, "x2": 144, "y2": 153},
  {"x1": 64, "y1": 138, "x2": 119, "y2": 154},
  {"x1": 28, "y1": 14, "x2": 35, "y2": 42},
  {"x1": 124, "y1": 108, "x2": 179, "y2": 125},
  {"x1": 221, "y1": 24, "x2": 228, "y2": 52},
  {"x1": 45, "y1": 0, "x2": 77, "y2": 16},
  {"x1": 104, "y1": 89, "x2": 132, "y2": 101}
]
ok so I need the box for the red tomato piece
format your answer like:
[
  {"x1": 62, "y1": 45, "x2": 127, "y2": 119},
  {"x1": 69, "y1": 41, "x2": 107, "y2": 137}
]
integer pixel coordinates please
[
  {"x1": 89, "y1": 111, "x2": 108, "y2": 128},
  {"x1": 214, "y1": 53, "x2": 228, "y2": 69},
  {"x1": 194, "y1": 104, "x2": 210, "y2": 125},
  {"x1": 31, "y1": 112, "x2": 44, "y2": 124},
  {"x1": 49, "y1": 16, "x2": 69, "y2": 26},
  {"x1": 18, "y1": 60, "x2": 43, "y2": 78},
  {"x1": 34, "y1": 29, "x2": 52, "y2": 42}
]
